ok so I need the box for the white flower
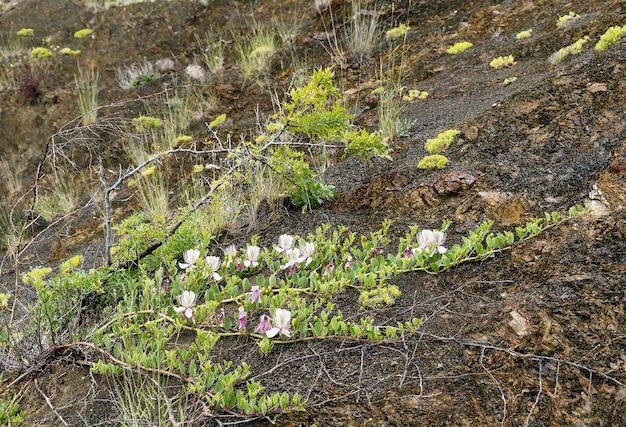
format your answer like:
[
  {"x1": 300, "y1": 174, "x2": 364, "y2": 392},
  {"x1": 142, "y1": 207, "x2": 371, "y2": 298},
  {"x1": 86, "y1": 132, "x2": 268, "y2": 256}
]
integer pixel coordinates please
[
  {"x1": 173, "y1": 290, "x2": 197, "y2": 319},
  {"x1": 223, "y1": 244, "x2": 237, "y2": 267},
  {"x1": 280, "y1": 247, "x2": 301, "y2": 270},
  {"x1": 224, "y1": 244, "x2": 237, "y2": 258},
  {"x1": 243, "y1": 245, "x2": 260, "y2": 268},
  {"x1": 297, "y1": 242, "x2": 315, "y2": 266},
  {"x1": 205, "y1": 256, "x2": 222, "y2": 281},
  {"x1": 179, "y1": 249, "x2": 200, "y2": 269},
  {"x1": 415, "y1": 230, "x2": 447, "y2": 256},
  {"x1": 266, "y1": 308, "x2": 292, "y2": 338},
  {"x1": 276, "y1": 234, "x2": 295, "y2": 254}
]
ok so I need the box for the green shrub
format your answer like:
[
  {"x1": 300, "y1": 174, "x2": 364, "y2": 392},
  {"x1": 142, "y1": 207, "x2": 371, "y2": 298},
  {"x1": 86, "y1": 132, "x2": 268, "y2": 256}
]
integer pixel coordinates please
[{"x1": 343, "y1": 129, "x2": 392, "y2": 160}]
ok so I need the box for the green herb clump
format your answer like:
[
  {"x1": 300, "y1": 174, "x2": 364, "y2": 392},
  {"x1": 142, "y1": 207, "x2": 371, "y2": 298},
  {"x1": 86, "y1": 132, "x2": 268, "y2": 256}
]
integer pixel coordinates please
[
  {"x1": 425, "y1": 129, "x2": 460, "y2": 154},
  {"x1": 595, "y1": 25, "x2": 626, "y2": 51},
  {"x1": 418, "y1": 154, "x2": 449, "y2": 170}
]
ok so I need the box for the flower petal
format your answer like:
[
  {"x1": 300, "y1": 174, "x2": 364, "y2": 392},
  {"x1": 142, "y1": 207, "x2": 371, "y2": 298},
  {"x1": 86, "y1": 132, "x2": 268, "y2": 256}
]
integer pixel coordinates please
[{"x1": 266, "y1": 327, "x2": 280, "y2": 338}]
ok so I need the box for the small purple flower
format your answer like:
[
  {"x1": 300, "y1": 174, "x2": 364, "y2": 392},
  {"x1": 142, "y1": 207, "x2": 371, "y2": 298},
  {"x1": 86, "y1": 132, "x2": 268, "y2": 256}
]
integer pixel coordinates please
[
  {"x1": 404, "y1": 247, "x2": 413, "y2": 257},
  {"x1": 161, "y1": 278, "x2": 170, "y2": 292},
  {"x1": 254, "y1": 314, "x2": 271, "y2": 333},
  {"x1": 218, "y1": 308, "x2": 225, "y2": 327},
  {"x1": 323, "y1": 263, "x2": 335, "y2": 277},
  {"x1": 250, "y1": 285, "x2": 261, "y2": 303},
  {"x1": 344, "y1": 255, "x2": 354, "y2": 269},
  {"x1": 238, "y1": 306, "x2": 247, "y2": 330}
]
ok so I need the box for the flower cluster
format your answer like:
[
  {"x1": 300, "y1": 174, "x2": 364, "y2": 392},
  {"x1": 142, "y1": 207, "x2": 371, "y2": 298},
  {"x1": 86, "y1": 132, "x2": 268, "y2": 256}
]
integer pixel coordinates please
[
  {"x1": 171, "y1": 228, "x2": 445, "y2": 332},
  {"x1": 276, "y1": 234, "x2": 315, "y2": 275}
]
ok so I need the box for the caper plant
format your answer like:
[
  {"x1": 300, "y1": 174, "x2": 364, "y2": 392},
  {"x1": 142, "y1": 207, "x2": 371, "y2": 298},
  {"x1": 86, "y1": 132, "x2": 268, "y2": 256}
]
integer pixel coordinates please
[{"x1": 84, "y1": 204, "x2": 588, "y2": 421}]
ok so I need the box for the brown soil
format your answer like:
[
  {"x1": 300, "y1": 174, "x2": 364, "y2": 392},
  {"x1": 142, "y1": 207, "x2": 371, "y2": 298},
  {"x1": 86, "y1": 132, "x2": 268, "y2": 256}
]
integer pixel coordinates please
[{"x1": 1, "y1": 0, "x2": 626, "y2": 425}]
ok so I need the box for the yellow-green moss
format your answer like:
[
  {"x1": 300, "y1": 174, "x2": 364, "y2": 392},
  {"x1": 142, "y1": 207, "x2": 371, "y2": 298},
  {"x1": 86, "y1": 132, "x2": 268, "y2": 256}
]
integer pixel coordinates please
[
  {"x1": 132, "y1": 115, "x2": 163, "y2": 131},
  {"x1": 402, "y1": 89, "x2": 428, "y2": 102},
  {"x1": 208, "y1": 113, "x2": 227, "y2": 128},
  {"x1": 60, "y1": 47, "x2": 81, "y2": 56},
  {"x1": 30, "y1": 47, "x2": 53, "y2": 60},
  {"x1": 446, "y1": 41, "x2": 473, "y2": 54},
  {"x1": 556, "y1": 12, "x2": 580, "y2": 28},
  {"x1": 425, "y1": 129, "x2": 460, "y2": 154},
  {"x1": 0, "y1": 292, "x2": 9, "y2": 309},
  {"x1": 489, "y1": 55, "x2": 516, "y2": 69},
  {"x1": 16, "y1": 28, "x2": 34, "y2": 37},
  {"x1": 386, "y1": 23, "x2": 411, "y2": 40},
  {"x1": 516, "y1": 29, "x2": 532, "y2": 39},
  {"x1": 74, "y1": 28, "x2": 94, "y2": 39},
  {"x1": 173, "y1": 135, "x2": 193, "y2": 146},
  {"x1": 549, "y1": 36, "x2": 589, "y2": 65},
  {"x1": 502, "y1": 76, "x2": 518, "y2": 86},
  {"x1": 595, "y1": 25, "x2": 626, "y2": 51},
  {"x1": 418, "y1": 154, "x2": 449, "y2": 170}
]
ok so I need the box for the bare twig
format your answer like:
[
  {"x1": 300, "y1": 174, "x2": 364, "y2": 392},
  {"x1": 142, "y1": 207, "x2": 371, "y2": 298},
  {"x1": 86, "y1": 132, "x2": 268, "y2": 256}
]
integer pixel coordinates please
[
  {"x1": 524, "y1": 361, "x2": 542, "y2": 427},
  {"x1": 480, "y1": 347, "x2": 506, "y2": 427},
  {"x1": 413, "y1": 332, "x2": 626, "y2": 387},
  {"x1": 34, "y1": 378, "x2": 69, "y2": 426}
]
